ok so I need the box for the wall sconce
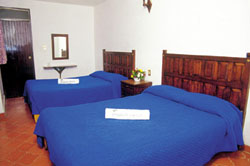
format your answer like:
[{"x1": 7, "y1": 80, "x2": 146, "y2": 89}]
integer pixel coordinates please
[{"x1": 143, "y1": 0, "x2": 152, "y2": 13}]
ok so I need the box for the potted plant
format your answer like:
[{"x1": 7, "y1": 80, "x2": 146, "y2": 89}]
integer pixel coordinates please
[{"x1": 131, "y1": 68, "x2": 145, "y2": 82}]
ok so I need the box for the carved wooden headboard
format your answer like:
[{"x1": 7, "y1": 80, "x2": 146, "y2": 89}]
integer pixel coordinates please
[
  {"x1": 162, "y1": 50, "x2": 250, "y2": 123},
  {"x1": 103, "y1": 49, "x2": 135, "y2": 78}
]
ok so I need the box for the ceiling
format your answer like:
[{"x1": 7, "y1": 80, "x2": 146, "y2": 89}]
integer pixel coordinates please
[{"x1": 34, "y1": 0, "x2": 106, "y2": 6}]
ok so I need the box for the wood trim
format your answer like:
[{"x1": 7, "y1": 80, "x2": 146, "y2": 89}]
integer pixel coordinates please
[
  {"x1": 121, "y1": 79, "x2": 152, "y2": 86},
  {"x1": 162, "y1": 50, "x2": 250, "y2": 126},
  {"x1": 103, "y1": 49, "x2": 135, "y2": 78},
  {"x1": 51, "y1": 34, "x2": 69, "y2": 60}
]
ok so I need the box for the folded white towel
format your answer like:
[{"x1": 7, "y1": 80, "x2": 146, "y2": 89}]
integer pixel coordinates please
[
  {"x1": 105, "y1": 108, "x2": 150, "y2": 120},
  {"x1": 58, "y1": 79, "x2": 79, "y2": 84}
]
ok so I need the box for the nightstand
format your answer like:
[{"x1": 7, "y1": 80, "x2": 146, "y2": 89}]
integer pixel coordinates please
[{"x1": 121, "y1": 79, "x2": 152, "y2": 97}]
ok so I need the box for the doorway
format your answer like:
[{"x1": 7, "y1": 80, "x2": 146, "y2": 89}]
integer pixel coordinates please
[{"x1": 0, "y1": 7, "x2": 35, "y2": 98}]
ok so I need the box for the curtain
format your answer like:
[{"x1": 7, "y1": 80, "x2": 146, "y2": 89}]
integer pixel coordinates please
[{"x1": 0, "y1": 21, "x2": 7, "y2": 65}]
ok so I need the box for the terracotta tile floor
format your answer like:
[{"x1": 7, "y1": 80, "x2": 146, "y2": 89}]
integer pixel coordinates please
[
  {"x1": 0, "y1": 97, "x2": 250, "y2": 166},
  {"x1": 0, "y1": 97, "x2": 53, "y2": 166}
]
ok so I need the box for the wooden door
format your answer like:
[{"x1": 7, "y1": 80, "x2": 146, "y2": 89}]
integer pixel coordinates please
[{"x1": 1, "y1": 20, "x2": 35, "y2": 98}]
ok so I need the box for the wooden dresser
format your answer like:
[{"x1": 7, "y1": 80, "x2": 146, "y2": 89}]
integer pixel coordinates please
[{"x1": 121, "y1": 79, "x2": 152, "y2": 97}]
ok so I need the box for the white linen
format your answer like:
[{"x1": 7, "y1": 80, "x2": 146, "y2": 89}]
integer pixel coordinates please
[
  {"x1": 105, "y1": 108, "x2": 150, "y2": 120},
  {"x1": 58, "y1": 79, "x2": 79, "y2": 84}
]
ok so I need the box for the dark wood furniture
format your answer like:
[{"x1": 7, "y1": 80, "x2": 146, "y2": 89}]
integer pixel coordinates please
[
  {"x1": 121, "y1": 79, "x2": 152, "y2": 97},
  {"x1": 43, "y1": 49, "x2": 135, "y2": 79},
  {"x1": 162, "y1": 50, "x2": 250, "y2": 126},
  {"x1": 51, "y1": 34, "x2": 69, "y2": 60},
  {"x1": 143, "y1": 0, "x2": 152, "y2": 13},
  {"x1": 32, "y1": 50, "x2": 136, "y2": 123},
  {"x1": 103, "y1": 49, "x2": 135, "y2": 78},
  {"x1": 1, "y1": 19, "x2": 35, "y2": 98},
  {"x1": 43, "y1": 64, "x2": 77, "y2": 79}
]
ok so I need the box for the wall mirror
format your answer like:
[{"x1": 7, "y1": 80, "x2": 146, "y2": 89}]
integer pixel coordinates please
[{"x1": 51, "y1": 34, "x2": 69, "y2": 60}]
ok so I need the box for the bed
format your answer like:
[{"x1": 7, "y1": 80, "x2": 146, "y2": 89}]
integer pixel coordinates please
[
  {"x1": 24, "y1": 49, "x2": 135, "y2": 122},
  {"x1": 34, "y1": 50, "x2": 250, "y2": 166}
]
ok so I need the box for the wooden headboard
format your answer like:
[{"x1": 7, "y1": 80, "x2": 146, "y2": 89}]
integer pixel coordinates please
[
  {"x1": 103, "y1": 49, "x2": 135, "y2": 78},
  {"x1": 162, "y1": 50, "x2": 250, "y2": 122}
]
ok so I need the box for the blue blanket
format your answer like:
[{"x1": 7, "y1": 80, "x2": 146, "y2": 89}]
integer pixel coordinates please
[
  {"x1": 34, "y1": 85, "x2": 244, "y2": 166},
  {"x1": 24, "y1": 71, "x2": 127, "y2": 115}
]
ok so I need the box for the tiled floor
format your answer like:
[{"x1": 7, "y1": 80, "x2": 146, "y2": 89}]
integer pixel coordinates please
[
  {"x1": 0, "y1": 97, "x2": 250, "y2": 166},
  {"x1": 0, "y1": 97, "x2": 53, "y2": 166}
]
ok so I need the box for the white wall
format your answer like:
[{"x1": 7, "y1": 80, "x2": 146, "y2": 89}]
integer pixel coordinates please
[
  {"x1": 243, "y1": 0, "x2": 250, "y2": 147},
  {"x1": 95, "y1": 0, "x2": 250, "y2": 145},
  {"x1": 0, "y1": 0, "x2": 95, "y2": 79}
]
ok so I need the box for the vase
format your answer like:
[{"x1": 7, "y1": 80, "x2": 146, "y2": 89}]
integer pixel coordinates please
[{"x1": 134, "y1": 78, "x2": 140, "y2": 82}]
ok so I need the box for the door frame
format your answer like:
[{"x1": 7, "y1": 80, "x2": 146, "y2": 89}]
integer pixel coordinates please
[{"x1": 0, "y1": 6, "x2": 36, "y2": 98}]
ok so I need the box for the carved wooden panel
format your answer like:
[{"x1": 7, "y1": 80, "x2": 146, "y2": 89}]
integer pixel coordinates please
[
  {"x1": 103, "y1": 49, "x2": 135, "y2": 78},
  {"x1": 204, "y1": 61, "x2": 218, "y2": 80},
  {"x1": 162, "y1": 50, "x2": 250, "y2": 122}
]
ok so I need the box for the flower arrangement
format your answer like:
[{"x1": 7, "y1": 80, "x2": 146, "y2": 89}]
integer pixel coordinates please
[{"x1": 131, "y1": 68, "x2": 145, "y2": 81}]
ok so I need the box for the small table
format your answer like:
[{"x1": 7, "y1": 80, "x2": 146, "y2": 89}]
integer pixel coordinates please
[
  {"x1": 121, "y1": 79, "x2": 152, "y2": 97},
  {"x1": 43, "y1": 64, "x2": 77, "y2": 79}
]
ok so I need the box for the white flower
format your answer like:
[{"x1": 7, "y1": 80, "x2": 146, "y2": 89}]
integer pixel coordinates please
[{"x1": 137, "y1": 73, "x2": 140, "y2": 78}]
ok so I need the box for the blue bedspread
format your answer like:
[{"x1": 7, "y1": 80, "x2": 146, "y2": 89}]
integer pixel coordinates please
[
  {"x1": 34, "y1": 85, "x2": 244, "y2": 166},
  {"x1": 24, "y1": 71, "x2": 127, "y2": 115}
]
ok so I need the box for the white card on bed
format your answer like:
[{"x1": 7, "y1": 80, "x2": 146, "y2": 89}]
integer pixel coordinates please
[
  {"x1": 58, "y1": 79, "x2": 79, "y2": 84},
  {"x1": 105, "y1": 108, "x2": 150, "y2": 120}
]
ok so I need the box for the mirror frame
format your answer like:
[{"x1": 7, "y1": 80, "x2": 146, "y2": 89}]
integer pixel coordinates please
[{"x1": 51, "y1": 34, "x2": 69, "y2": 60}]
